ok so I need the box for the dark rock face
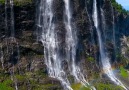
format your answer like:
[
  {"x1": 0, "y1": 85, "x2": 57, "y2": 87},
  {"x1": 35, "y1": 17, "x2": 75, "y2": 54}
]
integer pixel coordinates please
[
  {"x1": 14, "y1": 4, "x2": 35, "y2": 38},
  {"x1": 0, "y1": 0, "x2": 129, "y2": 89}
]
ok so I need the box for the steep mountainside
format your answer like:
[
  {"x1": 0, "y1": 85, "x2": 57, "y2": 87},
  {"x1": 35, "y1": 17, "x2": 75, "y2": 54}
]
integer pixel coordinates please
[{"x1": 0, "y1": 0, "x2": 129, "y2": 90}]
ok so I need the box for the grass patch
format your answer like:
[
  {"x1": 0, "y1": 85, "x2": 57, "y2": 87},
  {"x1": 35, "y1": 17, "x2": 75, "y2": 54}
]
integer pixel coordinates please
[
  {"x1": 0, "y1": 83, "x2": 14, "y2": 90},
  {"x1": 3, "y1": 79, "x2": 13, "y2": 85},
  {"x1": 71, "y1": 83, "x2": 90, "y2": 90},
  {"x1": 120, "y1": 66, "x2": 128, "y2": 78},
  {"x1": 95, "y1": 83, "x2": 124, "y2": 90}
]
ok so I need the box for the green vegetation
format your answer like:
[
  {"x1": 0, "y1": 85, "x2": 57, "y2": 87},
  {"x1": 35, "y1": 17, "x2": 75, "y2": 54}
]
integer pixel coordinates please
[
  {"x1": 0, "y1": 0, "x2": 32, "y2": 6},
  {"x1": 120, "y1": 66, "x2": 128, "y2": 78},
  {"x1": 95, "y1": 83, "x2": 124, "y2": 90},
  {"x1": 71, "y1": 83, "x2": 90, "y2": 90},
  {"x1": 0, "y1": 83, "x2": 14, "y2": 90},
  {"x1": 87, "y1": 57, "x2": 95, "y2": 62},
  {"x1": 15, "y1": 74, "x2": 26, "y2": 81},
  {"x1": 0, "y1": 79, "x2": 14, "y2": 90},
  {"x1": 111, "y1": 0, "x2": 128, "y2": 14}
]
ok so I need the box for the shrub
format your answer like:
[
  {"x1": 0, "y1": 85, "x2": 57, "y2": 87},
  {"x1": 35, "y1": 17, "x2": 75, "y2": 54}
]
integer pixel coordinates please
[
  {"x1": 87, "y1": 57, "x2": 95, "y2": 62},
  {"x1": 111, "y1": 0, "x2": 129, "y2": 14}
]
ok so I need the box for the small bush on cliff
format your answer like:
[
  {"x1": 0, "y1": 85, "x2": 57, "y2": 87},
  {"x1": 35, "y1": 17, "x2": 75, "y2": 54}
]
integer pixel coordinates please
[{"x1": 87, "y1": 57, "x2": 95, "y2": 62}]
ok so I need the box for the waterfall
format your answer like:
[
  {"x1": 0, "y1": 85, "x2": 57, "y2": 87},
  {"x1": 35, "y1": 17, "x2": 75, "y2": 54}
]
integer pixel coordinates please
[
  {"x1": 64, "y1": 0, "x2": 95, "y2": 90},
  {"x1": 0, "y1": 45, "x2": 4, "y2": 69},
  {"x1": 111, "y1": 5, "x2": 116, "y2": 60},
  {"x1": 16, "y1": 43, "x2": 20, "y2": 61},
  {"x1": 37, "y1": 0, "x2": 72, "y2": 90},
  {"x1": 92, "y1": 0, "x2": 127, "y2": 89},
  {"x1": 5, "y1": 0, "x2": 15, "y2": 40},
  {"x1": 10, "y1": 0, "x2": 15, "y2": 38},
  {"x1": 5, "y1": 0, "x2": 16, "y2": 54},
  {"x1": 5, "y1": 0, "x2": 9, "y2": 54},
  {"x1": 5, "y1": 1, "x2": 18, "y2": 90},
  {"x1": 100, "y1": 8, "x2": 106, "y2": 41}
]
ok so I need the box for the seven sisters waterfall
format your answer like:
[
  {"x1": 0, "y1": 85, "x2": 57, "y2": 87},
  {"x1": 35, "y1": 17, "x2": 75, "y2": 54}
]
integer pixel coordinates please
[{"x1": 0, "y1": 0, "x2": 129, "y2": 90}]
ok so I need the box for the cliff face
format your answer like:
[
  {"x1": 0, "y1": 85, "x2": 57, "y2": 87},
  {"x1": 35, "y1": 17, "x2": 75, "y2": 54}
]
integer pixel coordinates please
[{"x1": 0, "y1": 0, "x2": 129, "y2": 90}]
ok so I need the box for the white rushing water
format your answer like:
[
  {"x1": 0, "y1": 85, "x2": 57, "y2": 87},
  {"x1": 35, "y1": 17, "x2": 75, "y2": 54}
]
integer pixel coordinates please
[
  {"x1": 92, "y1": 0, "x2": 127, "y2": 89},
  {"x1": 64, "y1": 0, "x2": 95, "y2": 90},
  {"x1": 37, "y1": 0, "x2": 72, "y2": 90}
]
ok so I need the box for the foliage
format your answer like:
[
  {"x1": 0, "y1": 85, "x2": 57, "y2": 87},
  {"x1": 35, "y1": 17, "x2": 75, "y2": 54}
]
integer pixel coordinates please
[
  {"x1": 87, "y1": 57, "x2": 95, "y2": 62},
  {"x1": 15, "y1": 75, "x2": 26, "y2": 81},
  {"x1": 120, "y1": 66, "x2": 128, "y2": 78},
  {"x1": 111, "y1": 0, "x2": 128, "y2": 14},
  {"x1": 0, "y1": 83, "x2": 14, "y2": 90},
  {"x1": 3, "y1": 79, "x2": 13, "y2": 85},
  {"x1": 36, "y1": 70, "x2": 47, "y2": 78},
  {"x1": 0, "y1": 79, "x2": 14, "y2": 90},
  {"x1": 95, "y1": 83, "x2": 124, "y2": 90},
  {"x1": 0, "y1": 0, "x2": 32, "y2": 6},
  {"x1": 71, "y1": 83, "x2": 90, "y2": 90}
]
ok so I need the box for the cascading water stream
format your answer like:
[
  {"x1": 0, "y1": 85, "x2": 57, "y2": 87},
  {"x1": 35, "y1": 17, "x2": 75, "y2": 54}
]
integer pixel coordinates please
[
  {"x1": 64, "y1": 0, "x2": 95, "y2": 90},
  {"x1": 37, "y1": 0, "x2": 72, "y2": 90},
  {"x1": 85, "y1": 1, "x2": 96, "y2": 58},
  {"x1": 92, "y1": 0, "x2": 127, "y2": 89},
  {"x1": 5, "y1": 0, "x2": 18, "y2": 90},
  {"x1": 5, "y1": 0, "x2": 16, "y2": 54},
  {"x1": 111, "y1": 4, "x2": 116, "y2": 59},
  {"x1": 0, "y1": 45, "x2": 4, "y2": 69},
  {"x1": 5, "y1": 0, "x2": 9, "y2": 54},
  {"x1": 100, "y1": 8, "x2": 106, "y2": 41},
  {"x1": 10, "y1": 0, "x2": 15, "y2": 38}
]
